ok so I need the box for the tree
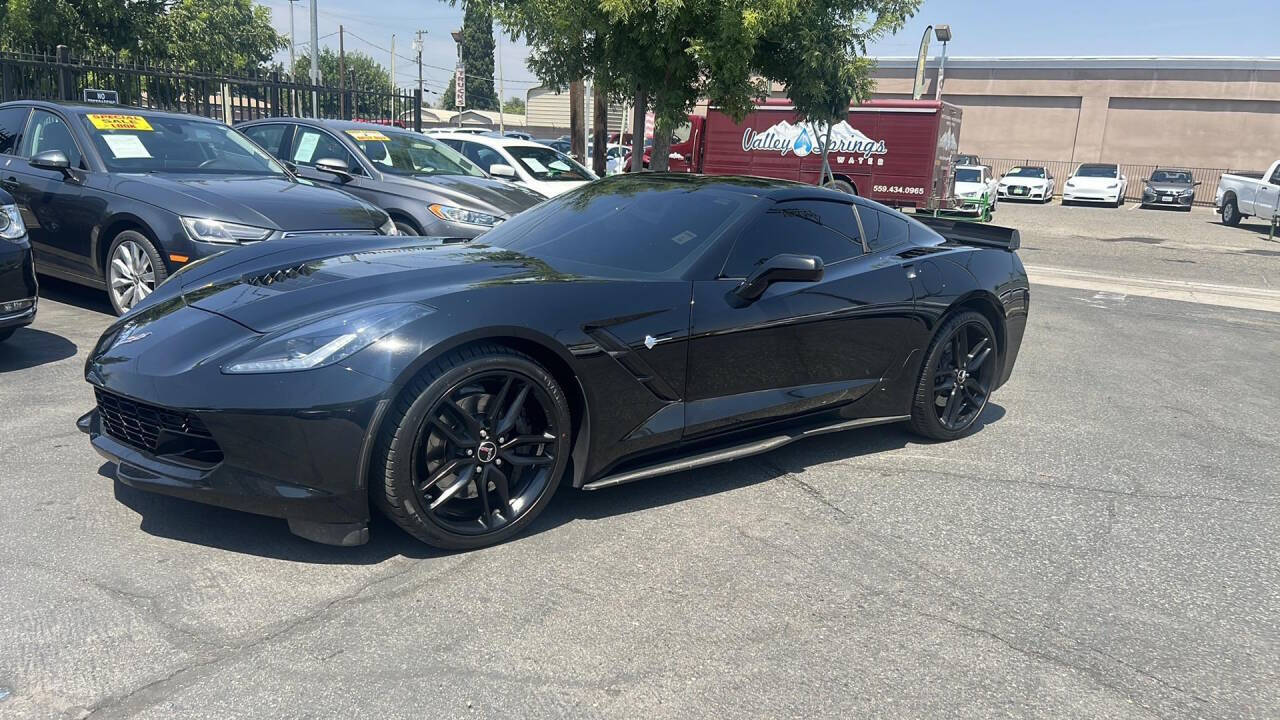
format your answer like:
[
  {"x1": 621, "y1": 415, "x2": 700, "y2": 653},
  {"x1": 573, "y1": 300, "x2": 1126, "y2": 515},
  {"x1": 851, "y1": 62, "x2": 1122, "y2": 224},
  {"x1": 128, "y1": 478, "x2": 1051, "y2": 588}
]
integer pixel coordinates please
[
  {"x1": 502, "y1": 96, "x2": 525, "y2": 115},
  {"x1": 443, "y1": 1, "x2": 499, "y2": 111},
  {"x1": 293, "y1": 48, "x2": 393, "y2": 117},
  {"x1": 160, "y1": 0, "x2": 284, "y2": 73}
]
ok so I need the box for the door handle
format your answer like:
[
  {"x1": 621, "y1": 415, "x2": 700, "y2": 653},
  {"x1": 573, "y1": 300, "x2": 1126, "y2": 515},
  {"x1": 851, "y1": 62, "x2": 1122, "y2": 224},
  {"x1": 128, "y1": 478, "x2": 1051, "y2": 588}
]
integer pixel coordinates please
[{"x1": 1, "y1": 176, "x2": 17, "y2": 189}]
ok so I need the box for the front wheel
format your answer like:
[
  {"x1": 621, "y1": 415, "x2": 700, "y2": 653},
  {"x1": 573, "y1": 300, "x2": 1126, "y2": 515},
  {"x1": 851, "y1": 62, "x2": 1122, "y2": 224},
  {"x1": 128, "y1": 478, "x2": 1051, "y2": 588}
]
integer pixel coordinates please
[
  {"x1": 1221, "y1": 198, "x2": 1241, "y2": 226},
  {"x1": 823, "y1": 179, "x2": 855, "y2": 195},
  {"x1": 394, "y1": 221, "x2": 419, "y2": 236},
  {"x1": 106, "y1": 230, "x2": 167, "y2": 315},
  {"x1": 908, "y1": 311, "x2": 999, "y2": 441},
  {"x1": 372, "y1": 344, "x2": 572, "y2": 550}
]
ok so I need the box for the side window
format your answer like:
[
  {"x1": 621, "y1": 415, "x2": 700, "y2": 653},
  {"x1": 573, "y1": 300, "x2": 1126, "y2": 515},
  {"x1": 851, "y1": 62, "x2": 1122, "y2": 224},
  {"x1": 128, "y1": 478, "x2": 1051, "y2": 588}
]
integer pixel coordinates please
[
  {"x1": 290, "y1": 128, "x2": 358, "y2": 173},
  {"x1": 20, "y1": 110, "x2": 82, "y2": 168},
  {"x1": 242, "y1": 124, "x2": 289, "y2": 158},
  {"x1": 1270, "y1": 165, "x2": 1280, "y2": 185},
  {"x1": 460, "y1": 142, "x2": 505, "y2": 172},
  {"x1": 0, "y1": 106, "x2": 30, "y2": 155},
  {"x1": 869, "y1": 210, "x2": 909, "y2": 251},
  {"x1": 722, "y1": 203, "x2": 860, "y2": 278},
  {"x1": 782, "y1": 200, "x2": 862, "y2": 244}
]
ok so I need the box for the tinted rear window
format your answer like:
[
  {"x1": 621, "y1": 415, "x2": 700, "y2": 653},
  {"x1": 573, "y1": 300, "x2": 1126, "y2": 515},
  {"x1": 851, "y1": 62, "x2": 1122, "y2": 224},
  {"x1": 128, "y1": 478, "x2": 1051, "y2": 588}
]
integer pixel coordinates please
[
  {"x1": 0, "y1": 106, "x2": 30, "y2": 155},
  {"x1": 484, "y1": 179, "x2": 750, "y2": 278}
]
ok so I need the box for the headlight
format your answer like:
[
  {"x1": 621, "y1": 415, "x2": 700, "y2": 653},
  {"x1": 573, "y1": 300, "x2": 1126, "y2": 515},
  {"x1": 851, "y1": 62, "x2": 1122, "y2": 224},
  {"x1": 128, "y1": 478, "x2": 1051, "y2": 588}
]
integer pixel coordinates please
[
  {"x1": 223, "y1": 303, "x2": 433, "y2": 374},
  {"x1": 181, "y1": 217, "x2": 273, "y2": 245},
  {"x1": 0, "y1": 204, "x2": 26, "y2": 241},
  {"x1": 378, "y1": 215, "x2": 398, "y2": 235},
  {"x1": 429, "y1": 203, "x2": 501, "y2": 228},
  {"x1": 1179, "y1": 188, "x2": 1195, "y2": 196}
]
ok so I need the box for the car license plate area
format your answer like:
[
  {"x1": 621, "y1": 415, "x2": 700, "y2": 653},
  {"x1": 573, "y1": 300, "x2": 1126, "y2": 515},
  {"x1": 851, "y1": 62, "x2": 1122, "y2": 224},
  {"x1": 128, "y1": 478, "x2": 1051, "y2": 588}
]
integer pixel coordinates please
[
  {"x1": 1162, "y1": 195, "x2": 1173, "y2": 202},
  {"x1": 1012, "y1": 187, "x2": 1027, "y2": 196}
]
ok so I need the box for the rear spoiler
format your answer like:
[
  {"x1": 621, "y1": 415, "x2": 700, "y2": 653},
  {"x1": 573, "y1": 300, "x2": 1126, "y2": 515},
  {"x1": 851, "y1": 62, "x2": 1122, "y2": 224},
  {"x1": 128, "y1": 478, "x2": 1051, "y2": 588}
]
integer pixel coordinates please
[{"x1": 912, "y1": 216, "x2": 1020, "y2": 251}]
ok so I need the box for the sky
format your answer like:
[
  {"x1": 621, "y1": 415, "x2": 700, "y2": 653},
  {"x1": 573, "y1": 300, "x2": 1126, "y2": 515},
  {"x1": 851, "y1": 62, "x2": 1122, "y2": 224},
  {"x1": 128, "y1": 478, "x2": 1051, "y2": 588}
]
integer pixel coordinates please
[{"x1": 257, "y1": 0, "x2": 1277, "y2": 105}]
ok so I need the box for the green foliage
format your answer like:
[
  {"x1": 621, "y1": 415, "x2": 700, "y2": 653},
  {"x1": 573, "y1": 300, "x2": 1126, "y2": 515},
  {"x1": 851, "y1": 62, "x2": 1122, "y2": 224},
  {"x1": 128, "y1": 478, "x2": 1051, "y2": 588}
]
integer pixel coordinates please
[
  {"x1": 443, "y1": 1, "x2": 500, "y2": 111},
  {"x1": 293, "y1": 48, "x2": 393, "y2": 116},
  {"x1": 502, "y1": 96, "x2": 526, "y2": 115},
  {"x1": 0, "y1": 0, "x2": 283, "y2": 74}
]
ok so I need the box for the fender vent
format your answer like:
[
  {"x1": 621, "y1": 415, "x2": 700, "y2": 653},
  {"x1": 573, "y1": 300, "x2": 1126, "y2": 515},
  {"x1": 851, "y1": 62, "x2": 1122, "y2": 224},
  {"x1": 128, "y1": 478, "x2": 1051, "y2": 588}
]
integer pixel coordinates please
[{"x1": 897, "y1": 246, "x2": 948, "y2": 259}]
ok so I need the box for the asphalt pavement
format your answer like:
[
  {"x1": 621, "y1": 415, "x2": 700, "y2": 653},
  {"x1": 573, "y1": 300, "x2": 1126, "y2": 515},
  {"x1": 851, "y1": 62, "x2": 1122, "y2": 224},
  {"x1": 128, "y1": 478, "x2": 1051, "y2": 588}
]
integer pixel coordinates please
[{"x1": 0, "y1": 204, "x2": 1277, "y2": 719}]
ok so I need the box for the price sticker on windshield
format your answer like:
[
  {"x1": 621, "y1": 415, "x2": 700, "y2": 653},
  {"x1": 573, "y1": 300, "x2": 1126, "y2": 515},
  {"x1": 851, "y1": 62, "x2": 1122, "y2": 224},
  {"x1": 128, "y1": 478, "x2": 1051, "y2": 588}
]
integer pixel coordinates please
[
  {"x1": 346, "y1": 129, "x2": 390, "y2": 142},
  {"x1": 87, "y1": 114, "x2": 154, "y2": 132}
]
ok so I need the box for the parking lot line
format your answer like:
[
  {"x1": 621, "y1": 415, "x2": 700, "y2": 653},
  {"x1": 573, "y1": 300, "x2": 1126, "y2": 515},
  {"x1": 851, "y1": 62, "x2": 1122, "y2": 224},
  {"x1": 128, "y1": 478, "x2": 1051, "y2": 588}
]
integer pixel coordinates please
[{"x1": 1026, "y1": 264, "x2": 1280, "y2": 314}]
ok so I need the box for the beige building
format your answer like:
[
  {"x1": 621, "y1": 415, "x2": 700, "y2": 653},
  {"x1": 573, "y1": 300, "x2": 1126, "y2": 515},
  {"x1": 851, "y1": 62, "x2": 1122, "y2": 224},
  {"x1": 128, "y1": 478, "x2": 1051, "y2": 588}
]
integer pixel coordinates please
[
  {"x1": 525, "y1": 85, "x2": 627, "y2": 133},
  {"x1": 864, "y1": 56, "x2": 1280, "y2": 172}
]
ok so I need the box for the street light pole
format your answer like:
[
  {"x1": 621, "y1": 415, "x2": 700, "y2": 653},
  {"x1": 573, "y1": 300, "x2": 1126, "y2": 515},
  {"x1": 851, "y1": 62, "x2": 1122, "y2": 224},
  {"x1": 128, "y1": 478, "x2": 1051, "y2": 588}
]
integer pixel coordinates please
[
  {"x1": 309, "y1": 0, "x2": 320, "y2": 116},
  {"x1": 934, "y1": 24, "x2": 952, "y2": 102}
]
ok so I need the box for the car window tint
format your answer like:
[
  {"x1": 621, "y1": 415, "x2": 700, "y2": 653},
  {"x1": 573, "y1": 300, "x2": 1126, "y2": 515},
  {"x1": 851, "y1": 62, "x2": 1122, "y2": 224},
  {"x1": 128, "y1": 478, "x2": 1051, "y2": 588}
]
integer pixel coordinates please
[
  {"x1": 21, "y1": 109, "x2": 82, "y2": 167},
  {"x1": 243, "y1": 123, "x2": 289, "y2": 157},
  {"x1": 460, "y1": 142, "x2": 505, "y2": 173},
  {"x1": 0, "y1": 106, "x2": 30, "y2": 155},
  {"x1": 484, "y1": 181, "x2": 751, "y2": 279},
  {"x1": 290, "y1": 128, "x2": 358, "y2": 172},
  {"x1": 722, "y1": 203, "x2": 860, "y2": 277},
  {"x1": 870, "y1": 210, "x2": 909, "y2": 251},
  {"x1": 1271, "y1": 166, "x2": 1280, "y2": 185}
]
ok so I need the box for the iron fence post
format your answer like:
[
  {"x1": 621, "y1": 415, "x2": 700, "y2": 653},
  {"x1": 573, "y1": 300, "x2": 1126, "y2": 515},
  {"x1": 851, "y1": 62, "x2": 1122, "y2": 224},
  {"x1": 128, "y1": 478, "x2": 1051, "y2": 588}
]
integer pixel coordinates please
[{"x1": 414, "y1": 89, "x2": 422, "y2": 132}]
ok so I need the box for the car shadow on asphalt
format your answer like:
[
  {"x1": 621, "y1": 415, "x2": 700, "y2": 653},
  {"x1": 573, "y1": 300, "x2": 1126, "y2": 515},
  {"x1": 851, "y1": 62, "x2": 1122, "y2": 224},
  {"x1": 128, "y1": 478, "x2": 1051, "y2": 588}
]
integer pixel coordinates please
[
  {"x1": 103, "y1": 404, "x2": 1005, "y2": 563},
  {"x1": 39, "y1": 275, "x2": 115, "y2": 316},
  {"x1": 0, "y1": 327, "x2": 77, "y2": 371}
]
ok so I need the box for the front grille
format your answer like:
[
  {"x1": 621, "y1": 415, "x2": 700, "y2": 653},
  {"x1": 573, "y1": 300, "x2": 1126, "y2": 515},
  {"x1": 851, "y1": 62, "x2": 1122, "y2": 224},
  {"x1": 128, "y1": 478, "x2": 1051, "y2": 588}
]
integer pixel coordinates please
[{"x1": 95, "y1": 388, "x2": 222, "y2": 464}]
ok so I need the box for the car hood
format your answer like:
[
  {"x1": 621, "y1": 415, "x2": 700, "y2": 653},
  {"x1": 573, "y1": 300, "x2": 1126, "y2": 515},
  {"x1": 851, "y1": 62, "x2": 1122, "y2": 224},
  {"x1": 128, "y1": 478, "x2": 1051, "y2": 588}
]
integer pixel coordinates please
[
  {"x1": 397, "y1": 173, "x2": 546, "y2": 216},
  {"x1": 1145, "y1": 181, "x2": 1194, "y2": 192},
  {"x1": 529, "y1": 179, "x2": 591, "y2": 197},
  {"x1": 153, "y1": 237, "x2": 574, "y2": 333},
  {"x1": 954, "y1": 181, "x2": 988, "y2": 194},
  {"x1": 110, "y1": 174, "x2": 386, "y2": 231},
  {"x1": 1066, "y1": 176, "x2": 1120, "y2": 189}
]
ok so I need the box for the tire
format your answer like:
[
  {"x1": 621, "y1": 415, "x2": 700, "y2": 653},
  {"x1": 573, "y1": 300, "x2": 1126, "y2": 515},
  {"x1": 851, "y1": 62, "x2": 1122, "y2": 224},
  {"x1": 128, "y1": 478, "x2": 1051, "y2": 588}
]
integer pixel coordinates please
[
  {"x1": 0, "y1": 327, "x2": 14, "y2": 343},
  {"x1": 105, "y1": 230, "x2": 167, "y2": 316},
  {"x1": 823, "y1": 179, "x2": 855, "y2": 195},
  {"x1": 908, "y1": 311, "x2": 999, "y2": 441},
  {"x1": 1221, "y1": 198, "x2": 1241, "y2": 226},
  {"x1": 1115, "y1": 194, "x2": 1125, "y2": 208},
  {"x1": 394, "y1": 221, "x2": 419, "y2": 236},
  {"x1": 372, "y1": 343, "x2": 572, "y2": 550}
]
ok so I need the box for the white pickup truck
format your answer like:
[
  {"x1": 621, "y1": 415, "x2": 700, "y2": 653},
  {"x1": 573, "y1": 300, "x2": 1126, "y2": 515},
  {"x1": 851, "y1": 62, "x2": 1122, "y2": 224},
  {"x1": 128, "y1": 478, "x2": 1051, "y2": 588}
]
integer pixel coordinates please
[{"x1": 1216, "y1": 160, "x2": 1280, "y2": 226}]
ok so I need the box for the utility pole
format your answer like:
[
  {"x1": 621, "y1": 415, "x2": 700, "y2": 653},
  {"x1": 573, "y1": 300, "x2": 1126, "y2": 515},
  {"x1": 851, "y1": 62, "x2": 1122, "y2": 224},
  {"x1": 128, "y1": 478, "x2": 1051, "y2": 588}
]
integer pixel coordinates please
[
  {"x1": 414, "y1": 30, "x2": 425, "y2": 108},
  {"x1": 338, "y1": 25, "x2": 346, "y2": 118},
  {"x1": 287, "y1": 0, "x2": 299, "y2": 116},
  {"x1": 390, "y1": 34, "x2": 395, "y2": 92},
  {"x1": 309, "y1": 0, "x2": 320, "y2": 116},
  {"x1": 496, "y1": 32, "x2": 505, "y2": 134}
]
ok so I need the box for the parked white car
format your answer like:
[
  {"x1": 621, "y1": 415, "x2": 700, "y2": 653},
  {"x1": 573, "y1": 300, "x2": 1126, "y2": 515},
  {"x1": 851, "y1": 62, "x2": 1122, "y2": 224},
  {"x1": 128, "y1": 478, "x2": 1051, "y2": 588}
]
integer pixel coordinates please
[
  {"x1": 1215, "y1": 160, "x2": 1280, "y2": 226},
  {"x1": 953, "y1": 165, "x2": 998, "y2": 215},
  {"x1": 997, "y1": 165, "x2": 1055, "y2": 203},
  {"x1": 432, "y1": 133, "x2": 598, "y2": 197},
  {"x1": 588, "y1": 143, "x2": 628, "y2": 176},
  {"x1": 422, "y1": 127, "x2": 490, "y2": 136},
  {"x1": 1062, "y1": 163, "x2": 1127, "y2": 207}
]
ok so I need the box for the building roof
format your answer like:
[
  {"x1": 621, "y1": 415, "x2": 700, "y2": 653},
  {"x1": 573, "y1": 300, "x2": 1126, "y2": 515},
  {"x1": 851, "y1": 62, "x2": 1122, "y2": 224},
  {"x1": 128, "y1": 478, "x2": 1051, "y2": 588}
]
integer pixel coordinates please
[{"x1": 874, "y1": 56, "x2": 1280, "y2": 71}]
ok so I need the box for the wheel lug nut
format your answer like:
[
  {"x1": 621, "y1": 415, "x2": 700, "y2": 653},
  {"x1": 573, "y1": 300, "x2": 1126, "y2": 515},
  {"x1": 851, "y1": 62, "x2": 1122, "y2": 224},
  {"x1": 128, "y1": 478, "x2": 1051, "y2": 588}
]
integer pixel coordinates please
[
  {"x1": 466, "y1": 449, "x2": 473, "y2": 456},
  {"x1": 495, "y1": 459, "x2": 502, "y2": 466}
]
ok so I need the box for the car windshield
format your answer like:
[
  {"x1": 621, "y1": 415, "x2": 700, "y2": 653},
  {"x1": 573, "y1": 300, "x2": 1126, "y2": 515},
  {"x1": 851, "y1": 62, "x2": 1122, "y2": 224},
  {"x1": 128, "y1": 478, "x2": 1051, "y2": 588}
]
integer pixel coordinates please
[
  {"x1": 1075, "y1": 164, "x2": 1118, "y2": 178},
  {"x1": 955, "y1": 168, "x2": 982, "y2": 183},
  {"x1": 81, "y1": 112, "x2": 288, "y2": 176},
  {"x1": 506, "y1": 145, "x2": 595, "y2": 182},
  {"x1": 1150, "y1": 170, "x2": 1192, "y2": 184},
  {"x1": 481, "y1": 178, "x2": 750, "y2": 278},
  {"x1": 345, "y1": 128, "x2": 484, "y2": 177},
  {"x1": 1006, "y1": 167, "x2": 1045, "y2": 178}
]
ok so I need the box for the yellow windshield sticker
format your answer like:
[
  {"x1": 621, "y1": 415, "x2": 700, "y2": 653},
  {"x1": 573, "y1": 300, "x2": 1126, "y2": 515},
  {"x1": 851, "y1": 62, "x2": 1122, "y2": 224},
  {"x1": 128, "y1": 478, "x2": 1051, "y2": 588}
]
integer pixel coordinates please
[
  {"x1": 87, "y1": 114, "x2": 154, "y2": 131},
  {"x1": 346, "y1": 129, "x2": 390, "y2": 142}
]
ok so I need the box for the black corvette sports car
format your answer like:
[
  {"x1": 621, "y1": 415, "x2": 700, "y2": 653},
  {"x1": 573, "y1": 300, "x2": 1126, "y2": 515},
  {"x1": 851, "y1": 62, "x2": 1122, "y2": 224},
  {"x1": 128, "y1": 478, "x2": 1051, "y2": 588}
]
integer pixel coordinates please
[{"x1": 80, "y1": 174, "x2": 1029, "y2": 550}]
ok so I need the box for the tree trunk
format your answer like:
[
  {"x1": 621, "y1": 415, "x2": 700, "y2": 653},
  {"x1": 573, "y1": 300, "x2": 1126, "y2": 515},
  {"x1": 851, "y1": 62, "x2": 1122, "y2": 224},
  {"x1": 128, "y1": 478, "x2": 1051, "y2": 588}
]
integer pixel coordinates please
[
  {"x1": 592, "y1": 84, "x2": 608, "y2": 176},
  {"x1": 569, "y1": 79, "x2": 586, "y2": 163},
  {"x1": 629, "y1": 86, "x2": 647, "y2": 172},
  {"x1": 651, "y1": 116, "x2": 672, "y2": 172},
  {"x1": 820, "y1": 122, "x2": 833, "y2": 186}
]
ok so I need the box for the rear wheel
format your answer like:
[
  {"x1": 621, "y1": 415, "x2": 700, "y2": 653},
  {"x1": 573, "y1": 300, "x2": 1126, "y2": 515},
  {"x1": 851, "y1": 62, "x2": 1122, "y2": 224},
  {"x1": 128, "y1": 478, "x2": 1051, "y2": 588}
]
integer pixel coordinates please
[
  {"x1": 1221, "y1": 198, "x2": 1241, "y2": 226},
  {"x1": 909, "y1": 311, "x2": 999, "y2": 441},
  {"x1": 373, "y1": 344, "x2": 572, "y2": 550},
  {"x1": 106, "y1": 230, "x2": 167, "y2": 316},
  {"x1": 823, "y1": 179, "x2": 855, "y2": 195}
]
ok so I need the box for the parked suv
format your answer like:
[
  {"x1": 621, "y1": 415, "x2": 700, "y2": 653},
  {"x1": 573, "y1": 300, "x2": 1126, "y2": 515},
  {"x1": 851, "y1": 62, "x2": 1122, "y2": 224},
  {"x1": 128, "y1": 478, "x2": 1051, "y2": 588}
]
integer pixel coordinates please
[
  {"x1": 239, "y1": 118, "x2": 546, "y2": 237},
  {"x1": 0, "y1": 101, "x2": 394, "y2": 314}
]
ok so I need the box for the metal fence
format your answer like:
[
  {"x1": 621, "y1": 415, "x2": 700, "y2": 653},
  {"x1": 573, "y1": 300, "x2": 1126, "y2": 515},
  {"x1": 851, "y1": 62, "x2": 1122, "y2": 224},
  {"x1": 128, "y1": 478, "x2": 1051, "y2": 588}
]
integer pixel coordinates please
[
  {"x1": 982, "y1": 158, "x2": 1240, "y2": 207},
  {"x1": 0, "y1": 48, "x2": 423, "y2": 130}
]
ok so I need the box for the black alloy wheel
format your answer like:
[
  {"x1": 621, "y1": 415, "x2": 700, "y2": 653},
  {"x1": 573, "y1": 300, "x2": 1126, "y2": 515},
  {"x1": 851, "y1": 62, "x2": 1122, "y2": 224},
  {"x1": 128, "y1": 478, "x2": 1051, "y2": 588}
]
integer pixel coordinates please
[
  {"x1": 374, "y1": 344, "x2": 571, "y2": 550},
  {"x1": 909, "y1": 311, "x2": 999, "y2": 440}
]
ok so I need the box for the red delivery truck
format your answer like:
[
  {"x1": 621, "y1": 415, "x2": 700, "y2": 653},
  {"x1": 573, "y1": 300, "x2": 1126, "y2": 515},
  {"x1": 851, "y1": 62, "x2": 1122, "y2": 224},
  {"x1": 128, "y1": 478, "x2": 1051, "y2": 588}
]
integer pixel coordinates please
[{"x1": 637, "y1": 98, "x2": 962, "y2": 211}]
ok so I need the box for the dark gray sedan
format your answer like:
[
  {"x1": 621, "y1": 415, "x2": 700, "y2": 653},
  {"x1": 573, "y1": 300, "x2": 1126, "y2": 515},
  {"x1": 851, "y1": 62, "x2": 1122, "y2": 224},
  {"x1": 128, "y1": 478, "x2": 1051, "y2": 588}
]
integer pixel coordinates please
[
  {"x1": 1140, "y1": 168, "x2": 1197, "y2": 211},
  {"x1": 239, "y1": 119, "x2": 547, "y2": 237}
]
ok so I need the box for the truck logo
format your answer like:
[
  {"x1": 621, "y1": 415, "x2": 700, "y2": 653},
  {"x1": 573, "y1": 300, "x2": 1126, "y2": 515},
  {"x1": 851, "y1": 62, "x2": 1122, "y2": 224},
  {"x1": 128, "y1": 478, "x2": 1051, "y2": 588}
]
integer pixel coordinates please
[{"x1": 742, "y1": 120, "x2": 888, "y2": 159}]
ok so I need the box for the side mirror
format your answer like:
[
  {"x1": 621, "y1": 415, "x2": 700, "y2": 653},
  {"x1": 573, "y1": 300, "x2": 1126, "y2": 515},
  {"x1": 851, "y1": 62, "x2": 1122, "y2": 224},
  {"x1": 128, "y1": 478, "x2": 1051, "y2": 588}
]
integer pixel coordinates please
[
  {"x1": 730, "y1": 253, "x2": 824, "y2": 306},
  {"x1": 30, "y1": 149, "x2": 71, "y2": 176},
  {"x1": 489, "y1": 163, "x2": 517, "y2": 179},
  {"x1": 314, "y1": 157, "x2": 352, "y2": 181}
]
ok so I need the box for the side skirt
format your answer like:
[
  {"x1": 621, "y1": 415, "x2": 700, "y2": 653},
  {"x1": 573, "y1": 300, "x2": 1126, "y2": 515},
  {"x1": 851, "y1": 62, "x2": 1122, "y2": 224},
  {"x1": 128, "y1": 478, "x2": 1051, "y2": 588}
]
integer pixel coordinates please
[{"x1": 581, "y1": 414, "x2": 909, "y2": 491}]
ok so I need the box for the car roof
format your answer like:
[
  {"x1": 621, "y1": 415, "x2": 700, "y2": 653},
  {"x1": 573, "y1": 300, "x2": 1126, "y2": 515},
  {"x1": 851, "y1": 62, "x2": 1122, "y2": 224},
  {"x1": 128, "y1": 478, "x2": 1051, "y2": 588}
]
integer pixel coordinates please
[
  {"x1": 1, "y1": 100, "x2": 224, "y2": 124},
  {"x1": 430, "y1": 133, "x2": 551, "y2": 149},
  {"x1": 1151, "y1": 168, "x2": 1192, "y2": 174},
  {"x1": 1077, "y1": 163, "x2": 1118, "y2": 169},
  {"x1": 243, "y1": 117, "x2": 416, "y2": 134},
  {"x1": 594, "y1": 172, "x2": 865, "y2": 201}
]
